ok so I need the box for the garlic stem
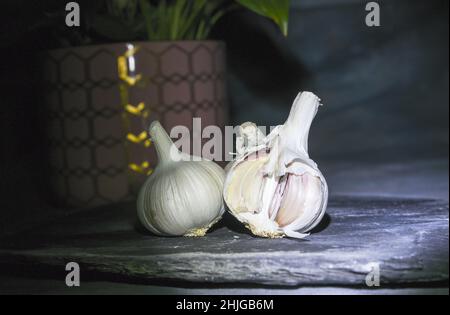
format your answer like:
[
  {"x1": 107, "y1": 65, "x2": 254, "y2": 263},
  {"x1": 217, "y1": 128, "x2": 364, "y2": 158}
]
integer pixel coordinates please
[
  {"x1": 283, "y1": 92, "x2": 321, "y2": 157},
  {"x1": 149, "y1": 121, "x2": 180, "y2": 164},
  {"x1": 268, "y1": 175, "x2": 287, "y2": 221}
]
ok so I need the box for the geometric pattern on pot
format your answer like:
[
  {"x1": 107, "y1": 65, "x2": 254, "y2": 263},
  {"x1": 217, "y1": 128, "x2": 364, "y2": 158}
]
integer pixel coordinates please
[{"x1": 42, "y1": 41, "x2": 227, "y2": 208}]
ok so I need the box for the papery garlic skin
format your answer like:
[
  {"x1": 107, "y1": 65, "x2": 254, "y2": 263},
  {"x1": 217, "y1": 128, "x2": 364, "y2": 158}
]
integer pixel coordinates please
[
  {"x1": 137, "y1": 121, "x2": 225, "y2": 237},
  {"x1": 224, "y1": 92, "x2": 328, "y2": 239}
]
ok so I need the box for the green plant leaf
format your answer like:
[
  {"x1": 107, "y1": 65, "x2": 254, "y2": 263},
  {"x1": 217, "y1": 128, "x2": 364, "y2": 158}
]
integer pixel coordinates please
[
  {"x1": 236, "y1": 0, "x2": 289, "y2": 36},
  {"x1": 138, "y1": 0, "x2": 224, "y2": 41}
]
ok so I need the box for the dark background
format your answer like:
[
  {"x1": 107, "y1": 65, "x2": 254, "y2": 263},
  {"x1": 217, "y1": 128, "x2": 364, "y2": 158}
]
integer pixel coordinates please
[{"x1": 1, "y1": 0, "x2": 448, "y2": 234}]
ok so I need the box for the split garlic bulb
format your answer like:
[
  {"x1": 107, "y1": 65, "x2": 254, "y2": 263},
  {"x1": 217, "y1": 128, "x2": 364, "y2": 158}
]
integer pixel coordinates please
[
  {"x1": 224, "y1": 92, "x2": 328, "y2": 239},
  {"x1": 137, "y1": 121, "x2": 225, "y2": 237}
]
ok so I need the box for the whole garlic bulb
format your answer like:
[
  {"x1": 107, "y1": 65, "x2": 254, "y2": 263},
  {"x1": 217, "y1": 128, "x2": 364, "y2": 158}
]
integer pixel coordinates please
[
  {"x1": 224, "y1": 92, "x2": 328, "y2": 239},
  {"x1": 137, "y1": 121, "x2": 225, "y2": 237}
]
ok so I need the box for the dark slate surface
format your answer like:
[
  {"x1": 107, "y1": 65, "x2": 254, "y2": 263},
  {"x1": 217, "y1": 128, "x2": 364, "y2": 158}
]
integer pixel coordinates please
[{"x1": 0, "y1": 196, "x2": 447, "y2": 287}]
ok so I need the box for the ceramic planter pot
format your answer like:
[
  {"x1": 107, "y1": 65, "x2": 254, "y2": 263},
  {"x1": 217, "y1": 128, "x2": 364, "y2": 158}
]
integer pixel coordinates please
[{"x1": 42, "y1": 41, "x2": 228, "y2": 208}]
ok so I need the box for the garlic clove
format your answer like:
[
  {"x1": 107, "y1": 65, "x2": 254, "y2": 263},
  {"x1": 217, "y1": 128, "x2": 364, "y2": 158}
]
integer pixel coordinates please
[
  {"x1": 224, "y1": 91, "x2": 328, "y2": 239},
  {"x1": 137, "y1": 121, "x2": 225, "y2": 237}
]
